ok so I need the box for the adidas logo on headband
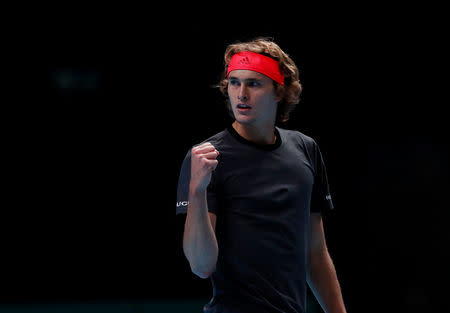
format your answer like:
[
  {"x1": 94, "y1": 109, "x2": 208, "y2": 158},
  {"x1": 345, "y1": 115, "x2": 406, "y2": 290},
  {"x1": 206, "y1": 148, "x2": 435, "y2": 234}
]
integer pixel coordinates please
[{"x1": 238, "y1": 56, "x2": 251, "y2": 65}]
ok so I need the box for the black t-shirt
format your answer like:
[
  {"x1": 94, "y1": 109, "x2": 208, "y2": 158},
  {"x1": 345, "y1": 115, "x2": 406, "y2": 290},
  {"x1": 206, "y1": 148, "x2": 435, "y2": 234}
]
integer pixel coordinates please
[{"x1": 176, "y1": 126, "x2": 334, "y2": 313}]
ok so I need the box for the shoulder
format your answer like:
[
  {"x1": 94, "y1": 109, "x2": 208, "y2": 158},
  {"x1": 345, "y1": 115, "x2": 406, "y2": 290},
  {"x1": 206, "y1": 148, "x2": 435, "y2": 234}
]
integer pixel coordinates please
[
  {"x1": 198, "y1": 129, "x2": 229, "y2": 147},
  {"x1": 192, "y1": 129, "x2": 232, "y2": 154},
  {"x1": 277, "y1": 127, "x2": 322, "y2": 168},
  {"x1": 277, "y1": 127, "x2": 318, "y2": 149},
  {"x1": 181, "y1": 129, "x2": 229, "y2": 160}
]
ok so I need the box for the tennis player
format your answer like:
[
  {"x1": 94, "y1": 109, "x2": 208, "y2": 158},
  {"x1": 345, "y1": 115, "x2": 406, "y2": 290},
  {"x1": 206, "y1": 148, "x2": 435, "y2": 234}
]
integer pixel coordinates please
[{"x1": 177, "y1": 38, "x2": 347, "y2": 313}]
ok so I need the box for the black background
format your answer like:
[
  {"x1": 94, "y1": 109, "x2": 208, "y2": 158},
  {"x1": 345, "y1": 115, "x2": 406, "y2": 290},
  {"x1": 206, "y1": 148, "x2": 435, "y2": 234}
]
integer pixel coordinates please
[{"x1": 3, "y1": 6, "x2": 449, "y2": 313}]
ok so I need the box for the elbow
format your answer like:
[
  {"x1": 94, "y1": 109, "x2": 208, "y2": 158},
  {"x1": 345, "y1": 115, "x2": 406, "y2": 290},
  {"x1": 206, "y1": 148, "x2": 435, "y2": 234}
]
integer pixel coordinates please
[
  {"x1": 183, "y1": 252, "x2": 217, "y2": 279},
  {"x1": 194, "y1": 270, "x2": 213, "y2": 279},
  {"x1": 191, "y1": 265, "x2": 216, "y2": 279},
  {"x1": 183, "y1": 247, "x2": 218, "y2": 279}
]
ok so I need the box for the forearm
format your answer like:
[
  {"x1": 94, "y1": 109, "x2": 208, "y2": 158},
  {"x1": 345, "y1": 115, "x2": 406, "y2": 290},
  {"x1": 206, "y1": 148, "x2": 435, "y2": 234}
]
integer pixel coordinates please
[
  {"x1": 307, "y1": 251, "x2": 346, "y2": 313},
  {"x1": 182, "y1": 190, "x2": 218, "y2": 279}
]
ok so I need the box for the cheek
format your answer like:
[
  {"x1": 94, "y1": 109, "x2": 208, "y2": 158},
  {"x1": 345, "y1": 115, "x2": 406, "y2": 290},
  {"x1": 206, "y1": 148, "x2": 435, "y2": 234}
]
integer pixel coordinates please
[
  {"x1": 227, "y1": 85, "x2": 237, "y2": 102},
  {"x1": 255, "y1": 91, "x2": 277, "y2": 106}
]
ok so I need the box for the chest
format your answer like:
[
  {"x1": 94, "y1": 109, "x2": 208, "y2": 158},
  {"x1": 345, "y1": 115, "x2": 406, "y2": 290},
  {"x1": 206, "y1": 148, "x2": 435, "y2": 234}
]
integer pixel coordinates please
[{"x1": 215, "y1": 147, "x2": 314, "y2": 213}]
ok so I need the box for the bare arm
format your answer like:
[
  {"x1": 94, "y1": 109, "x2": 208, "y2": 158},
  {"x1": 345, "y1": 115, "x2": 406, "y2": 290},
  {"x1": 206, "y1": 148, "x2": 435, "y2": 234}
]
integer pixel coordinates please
[
  {"x1": 307, "y1": 213, "x2": 347, "y2": 313},
  {"x1": 182, "y1": 143, "x2": 219, "y2": 279},
  {"x1": 183, "y1": 191, "x2": 218, "y2": 278}
]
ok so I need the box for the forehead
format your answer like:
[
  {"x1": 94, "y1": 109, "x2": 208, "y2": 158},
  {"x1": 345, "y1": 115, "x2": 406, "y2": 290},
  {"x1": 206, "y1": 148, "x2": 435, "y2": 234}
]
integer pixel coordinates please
[{"x1": 228, "y1": 69, "x2": 271, "y2": 81}]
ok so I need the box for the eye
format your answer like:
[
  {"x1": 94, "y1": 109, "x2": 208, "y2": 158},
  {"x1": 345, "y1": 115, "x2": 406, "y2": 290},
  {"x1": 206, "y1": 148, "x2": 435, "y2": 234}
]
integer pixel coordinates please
[
  {"x1": 247, "y1": 81, "x2": 261, "y2": 87},
  {"x1": 229, "y1": 79, "x2": 240, "y2": 86}
]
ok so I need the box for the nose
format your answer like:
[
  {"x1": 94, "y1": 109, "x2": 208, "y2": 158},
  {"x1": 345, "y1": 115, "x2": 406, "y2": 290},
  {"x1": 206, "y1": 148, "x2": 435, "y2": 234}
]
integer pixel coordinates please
[{"x1": 237, "y1": 85, "x2": 248, "y2": 102}]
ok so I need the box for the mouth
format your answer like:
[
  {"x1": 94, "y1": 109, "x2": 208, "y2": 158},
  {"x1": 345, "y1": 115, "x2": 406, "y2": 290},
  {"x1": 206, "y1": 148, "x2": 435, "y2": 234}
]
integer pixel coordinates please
[{"x1": 236, "y1": 103, "x2": 251, "y2": 111}]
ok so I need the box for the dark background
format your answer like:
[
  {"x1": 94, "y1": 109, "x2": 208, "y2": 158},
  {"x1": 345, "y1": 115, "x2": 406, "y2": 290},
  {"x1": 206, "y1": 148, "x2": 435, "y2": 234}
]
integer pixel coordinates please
[{"x1": 3, "y1": 6, "x2": 449, "y2": 313}]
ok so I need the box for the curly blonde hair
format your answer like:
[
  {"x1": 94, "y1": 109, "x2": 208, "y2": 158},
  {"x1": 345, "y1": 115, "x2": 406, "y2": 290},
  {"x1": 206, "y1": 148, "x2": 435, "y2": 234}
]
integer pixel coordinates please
[{"x1": 218, "y1": 38, "x2": 302, "y2": 123}]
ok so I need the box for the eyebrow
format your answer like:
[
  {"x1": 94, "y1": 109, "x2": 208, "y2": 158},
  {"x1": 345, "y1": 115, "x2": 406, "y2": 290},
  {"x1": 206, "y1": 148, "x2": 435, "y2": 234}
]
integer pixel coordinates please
[{"x1": 228, "y1": 76, "x2": 263, "y2": 83}]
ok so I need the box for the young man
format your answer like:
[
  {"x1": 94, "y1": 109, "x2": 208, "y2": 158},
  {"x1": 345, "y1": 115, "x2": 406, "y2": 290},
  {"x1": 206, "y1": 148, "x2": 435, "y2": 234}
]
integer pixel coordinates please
[{"x1": 176, "y1": 38, "x2": 347, "y2": 313}]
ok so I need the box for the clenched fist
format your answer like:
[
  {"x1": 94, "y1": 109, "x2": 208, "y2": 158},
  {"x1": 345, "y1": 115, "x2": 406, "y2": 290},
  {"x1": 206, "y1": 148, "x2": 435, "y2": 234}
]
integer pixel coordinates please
[{"x1": 189, "y1": 142, "x2": 219, "y2": 194}]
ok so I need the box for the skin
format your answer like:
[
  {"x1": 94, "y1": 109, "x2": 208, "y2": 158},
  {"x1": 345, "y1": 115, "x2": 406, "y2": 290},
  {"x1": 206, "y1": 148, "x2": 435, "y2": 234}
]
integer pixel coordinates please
[
  {"x1": 227, "y1": 70, "x2": 281, "y2": 145},
  {"x1": 183, "y1": 69, "x2": 347, "y2": 313},
  {"x1": 183, "y1": 142, "x2": 219, "y2": 278}
]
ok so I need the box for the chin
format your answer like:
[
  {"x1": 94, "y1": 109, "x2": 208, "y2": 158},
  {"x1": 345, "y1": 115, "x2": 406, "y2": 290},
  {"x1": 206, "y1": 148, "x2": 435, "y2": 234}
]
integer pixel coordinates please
[
  {"x1": 232, "y1": 110, "x2": 254, "y2": 123},
  {"x1": 233, "y1": 115, "x2": 255, "y2": 125}
]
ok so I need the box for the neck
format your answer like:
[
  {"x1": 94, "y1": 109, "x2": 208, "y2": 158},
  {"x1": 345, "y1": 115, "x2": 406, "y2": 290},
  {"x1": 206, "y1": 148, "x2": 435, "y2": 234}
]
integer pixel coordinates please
[{"x1": 232, "y1": 121, "x2": 276, "y2": 145}]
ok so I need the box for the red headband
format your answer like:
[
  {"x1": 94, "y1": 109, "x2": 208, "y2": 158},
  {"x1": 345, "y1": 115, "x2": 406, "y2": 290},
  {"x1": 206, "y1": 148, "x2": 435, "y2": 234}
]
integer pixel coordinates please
[{"x1": 227, "y1": 51, "x2": 285, "y2": 85}]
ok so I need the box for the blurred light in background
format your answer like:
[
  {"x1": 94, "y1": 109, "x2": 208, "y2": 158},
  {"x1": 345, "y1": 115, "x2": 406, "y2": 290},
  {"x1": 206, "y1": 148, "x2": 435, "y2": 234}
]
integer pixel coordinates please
[{"x1": 50, "y1": 67, "x2": 102, "y2": 97}]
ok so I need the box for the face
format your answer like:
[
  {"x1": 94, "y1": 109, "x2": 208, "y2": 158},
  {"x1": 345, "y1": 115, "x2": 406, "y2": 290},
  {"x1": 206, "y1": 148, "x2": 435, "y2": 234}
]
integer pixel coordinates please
[{"x1": 227, "y1": 70, "x2": 280, "y2": 127}]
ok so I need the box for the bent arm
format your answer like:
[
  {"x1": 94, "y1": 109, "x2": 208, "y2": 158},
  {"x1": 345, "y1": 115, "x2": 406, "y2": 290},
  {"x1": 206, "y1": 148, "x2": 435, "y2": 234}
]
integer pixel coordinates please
[
  {"x1": 183, "y1": 190, "x2": 218, "y2": 279},
  {"x1": 307, "y1": 213, "x2": 346, "y2": 313}
]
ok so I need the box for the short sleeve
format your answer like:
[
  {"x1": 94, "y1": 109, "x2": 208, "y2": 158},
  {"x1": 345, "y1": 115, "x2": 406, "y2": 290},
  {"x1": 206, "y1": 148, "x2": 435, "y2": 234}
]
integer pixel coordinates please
[
  {"x1": 176, "y1": 150, "x2": 191, "y2": 215},
  {"x1": 175, "y1": 149, "x2": 220, "y2": 215},
  {"x1": 310, "y1": 141, "x2": 334, "y2": 214}
]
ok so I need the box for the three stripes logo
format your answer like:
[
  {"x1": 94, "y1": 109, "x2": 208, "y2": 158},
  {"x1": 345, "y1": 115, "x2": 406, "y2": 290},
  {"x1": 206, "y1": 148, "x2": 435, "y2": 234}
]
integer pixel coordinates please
[{"x1": 238, "y1": 56, "x2": 251, "y2": 65}]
